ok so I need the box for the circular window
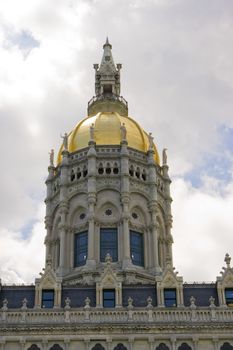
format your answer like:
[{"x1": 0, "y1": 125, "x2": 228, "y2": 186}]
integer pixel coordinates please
[
  {"x1": 132, "y1": 212, "x2": 138, "y2": 219},
  {"x1": 105, "y1": 209, "x2": 112, "y2": 216},
  {"x1": 80, "y1": 213, "x2": 86, "y2": 220}
]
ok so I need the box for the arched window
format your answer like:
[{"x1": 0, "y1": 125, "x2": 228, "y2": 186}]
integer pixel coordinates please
[
  {"x1": 70, "y1": 169, "x2": 75, "y2": 182},
  {"x1": 221, "y1": 343, "x2": 233, "y2": 350},
  {"x1": 113, "y1": 162, "x2": 119, "y2": 174},
  {"x1": 142, "y1": 169, "x2": 147, "y2": 181},
  {"x1": 77, "y1": 167, "x2": 82, "y2": 179},
  {"x1": 27, "y1": 345, "x2": 41, "y2": 350},
  {"x1": 91, "y1": 344, "x2": 105, "y2": 350},
  {"x1": 98, "y1": 163, "x2": 104, "y2": 174},
  {"x1": 129, "y1": 165, "x2": 134, "y2": 177},
  {"x1": 130, "y1": 230, "x2": 144, "y2": 266},
  {"x1": 74, "y1": 231, "x2": 88, "y2": 267},
  {"x1": 49, "y1": 345, "x2": 63, "y2": 350},
  {"x1": 135, "y1": 167, "x2": 140, "y2": 179},
  {"x1": 100, "y1": 228, "x2": 118, "y2": 262},
  {"x1": 106, "y1": 163, "x2": 111, "y2": 174},
  {"x1": 83, "y1": 165, "x2": 88, "y2": 177},
  {"x1": 178, "y1": 344, "x2": 192, "y2": 350},
  {"x1": 114, "y1": 344, "x2": 127, "y2": 350},
  {"x1": 156, "y1": 344, "x2": 170, "y2": 350}
]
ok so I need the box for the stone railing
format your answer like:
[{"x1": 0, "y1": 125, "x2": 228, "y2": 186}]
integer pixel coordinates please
[
  {"x1": 1, "y1": 307, "x2": 233, "y2": 325},
  {"x1": 88, "y1": 94, "x2": 128, "y2": 109}
]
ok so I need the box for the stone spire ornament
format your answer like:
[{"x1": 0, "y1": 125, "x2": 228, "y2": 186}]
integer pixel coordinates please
[
  {"x1": 162, "y1": 148, "x2": 168, "y2": 165},
  {"x1": 49, "y1": 149, "x2": 54, "y2": 167},
  {"x1": 61, "y1": 132, "x2": 68, "y2": 151}
]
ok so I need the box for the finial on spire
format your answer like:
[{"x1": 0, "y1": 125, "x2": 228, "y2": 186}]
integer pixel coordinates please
[{"x1": 103, "y1": 37, "x2": 112, "y2": 49}]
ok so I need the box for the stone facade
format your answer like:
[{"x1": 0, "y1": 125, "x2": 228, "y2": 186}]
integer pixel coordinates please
[{"x1": 1, "y1": 39, "x2": 233, "y2": 350}]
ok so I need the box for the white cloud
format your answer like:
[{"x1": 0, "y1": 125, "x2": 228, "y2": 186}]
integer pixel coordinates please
[
  {"x1": 172, "y1": 176, "x2": 233, "y2": 282},
  {"x1": 0, "y1": 204, "x2": 45, "y2": 284}
]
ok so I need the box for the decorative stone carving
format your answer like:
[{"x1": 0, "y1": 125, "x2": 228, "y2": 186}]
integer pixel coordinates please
[
  {"x1": 162, "y1": 148, "x2": 167, "y2": 166},
  {"x1": 155, "y1": 258, "x2": 184, "y2": 307},
  {"x1": 95, "y1": 256, "x2": 123, "y2": 308},
  {"x1": 49, "y1": 149, "x2": 54, "y2": 167},
  {"x1": 34, "y1": 255, "x2": 62, "y2": 308},
  {"x1": 61, "y1": 132, "x2": 68, "y2": 151},
  {"x1": 217, "y1": 253, "x2": 233, "y2": 307}
]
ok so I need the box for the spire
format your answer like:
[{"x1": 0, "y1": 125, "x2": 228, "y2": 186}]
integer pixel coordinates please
[{"x1": 88, "y1": 39, "x2": 128, "y2": 117}]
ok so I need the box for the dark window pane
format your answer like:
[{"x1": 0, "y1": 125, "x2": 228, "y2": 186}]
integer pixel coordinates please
[
  {"x1": 103, "y1": 289, "x2": 115, "y2": 308},
  {"x1": 225, "y1": 288, "x2": 233, "y2": 305},
  {"x1": 130, "y1": 231, "x2": 144, "y2": 266},
  {"x1": 164, "y1": 288, "x2": 176, "y2": 307},
  {"x1": 100, "y1": 228, "x2": 118, "y2": 262},
  {"x1": 74, "y1": 231, "x2": 88, "y2": 267},
  {"x1": 42, "y1": 289, "x2": 54, "y2": 308}
]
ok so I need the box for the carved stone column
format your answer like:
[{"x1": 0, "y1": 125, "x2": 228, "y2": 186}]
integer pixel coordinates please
[
  {"x1": 58, "y1": 202, "x2": 68, "y2": 275},
  {"x1": 86, "y1": 140, "x2": 97, "y2": 268},
  {"x1": 149, "y1": 204, "x2": 161, "y2": 274},
  {"x1": 120, "y1": 140, "x2": 131, "y2": 269}
]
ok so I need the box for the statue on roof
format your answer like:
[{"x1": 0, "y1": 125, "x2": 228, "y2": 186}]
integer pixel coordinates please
[{"x1": 61, "y1": 132, "x2": 68, "y2": 151}]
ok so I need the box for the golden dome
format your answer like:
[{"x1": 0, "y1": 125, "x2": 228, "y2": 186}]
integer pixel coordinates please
[{"x1": 57, "y1": 112, "x2": 160, "y2": 164}]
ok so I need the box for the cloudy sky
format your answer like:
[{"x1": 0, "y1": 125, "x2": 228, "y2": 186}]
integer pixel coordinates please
[{"x1": 0, "y1": 0, "x2": 233, "y2": 284}]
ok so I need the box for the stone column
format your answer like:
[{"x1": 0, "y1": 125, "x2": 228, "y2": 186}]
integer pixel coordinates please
[
  {"x1": 44, "y1": 164, "x2": 54, "y2": 264},
  {"x1": 58, "y1": 203, "x2": 68, "y2": 275},
  {"x1": 57, "y1": 149, "x2": 69, "y2": 276},
  {"x1": 147, "y1": 147, "x2": 161, "y2": 274},
  {"x1": 87, "y1": 140, "x2": 97, "y2": 268},
  {"x1": 163, "y1": 160, "x2": 173, "y2": 265},
  {"x1": 120, "y1": 140, "x2": 131, "y2": 269}
]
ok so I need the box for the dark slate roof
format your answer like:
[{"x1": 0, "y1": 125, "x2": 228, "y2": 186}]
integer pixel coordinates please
[
  {"x1": 0, "y1": 286, "x2": 35, "y2": 308},
  {"x1": 61, "y1": 287, "x2": 96, "y2": 307},
  {"x1": 0, "y1": 283, "x2": 220, "y2": 309},
  {"x1": 183, "y1": 283, "x2": 219, "y2": 306},
  {"x1": 122, "y1": 285, "x2": 157, "y2": 307}
]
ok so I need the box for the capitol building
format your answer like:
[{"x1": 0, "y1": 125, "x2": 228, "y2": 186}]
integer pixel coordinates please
[{"x1": 0, "y1": 39, "x2": 233, "y2": 350}]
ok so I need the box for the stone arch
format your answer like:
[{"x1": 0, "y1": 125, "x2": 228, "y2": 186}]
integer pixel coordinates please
[
  {"x1": 156, "y1": 344, "x2": 170, "y2": 350},
  {"x1": 178, "y1": 343, "x2": 192, "y2": 350},
  {"x1": 91, "y1": 344, "x2": 105, "y2": 350},
  {"x1": 114, "y1": 344, "x2": 127, "y2": 350},
  {"x1": 70, "y1": 205, "x2": 88, "y2": 226},
  {"x1": 130, "y1": 205, "x2": 147, "y2": 226},
  {"x1": 220, "y1": 343, "x2": 233, "y2": 350},
  {"x1": 27, "y1": 345, "x2": 41, "y2": 350},
  {"x1": 49, "y1": 345, "x2": 63, "y2": 350}
]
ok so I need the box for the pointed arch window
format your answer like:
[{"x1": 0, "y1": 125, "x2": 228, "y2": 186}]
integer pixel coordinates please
[
  {"x1": 220, "y1": 342, "x2": 233, "y2": 350},
  {"x1": 156, "y1": 344, "x2": 170, "y2": 350},
  {"x1": 178, "y1": 344, "x2": 192, "y2": 350},
  {"x1": 27, "y1": 346, "x2": 41, "y2": 350}
]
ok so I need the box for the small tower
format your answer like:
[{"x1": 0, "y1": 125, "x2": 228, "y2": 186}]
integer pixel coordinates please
[{"x1": 88, "y1": 38, "x2": 128, "y2": 116}]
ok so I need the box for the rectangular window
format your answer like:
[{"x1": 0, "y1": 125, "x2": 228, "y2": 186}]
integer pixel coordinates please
[
  {"x1": 225, "y1": 288, "x2": 233, "y2": 306},
  {"x1": 42, "y1": 289, "x2": 54, "y2": 308},
  {"x1": 103, "y1": 289, "x2": 115, "y2": 308},
  {"x1": 74, "y1": 231, "x2": 88, "y2": 267},
  {"x1": 130, "y1": 230, "x2": 144, "y2": 266},
  {"x1": 100, "y1": 228, "x2": 118, "y2": 262},
  {"x1": 164, "y1": 288, "x2": 177, "y2": 307}
]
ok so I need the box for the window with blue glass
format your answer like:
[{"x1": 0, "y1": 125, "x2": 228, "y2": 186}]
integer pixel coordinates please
[
  {"x1": 225, "y1": 288, "x2": 233, "y2": 306},
  {"x1": 164, "y1": 288, "x2": 177, "y2": 307},
  {"x1": 100, "y1": 228, "x2": 118, "y2": 262},
  {"x1": 42, "y1": 289, "x2": 54, "y2": 308},
  {"x1": 103, "y1": 289, "x2": 115, "y2": 308},
  {"x1": 130, "y1": 230, "x2": 144, "y2": 266},
  {"x1": 74, "y1": 231, "x2": 88, "y2": 267}
]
